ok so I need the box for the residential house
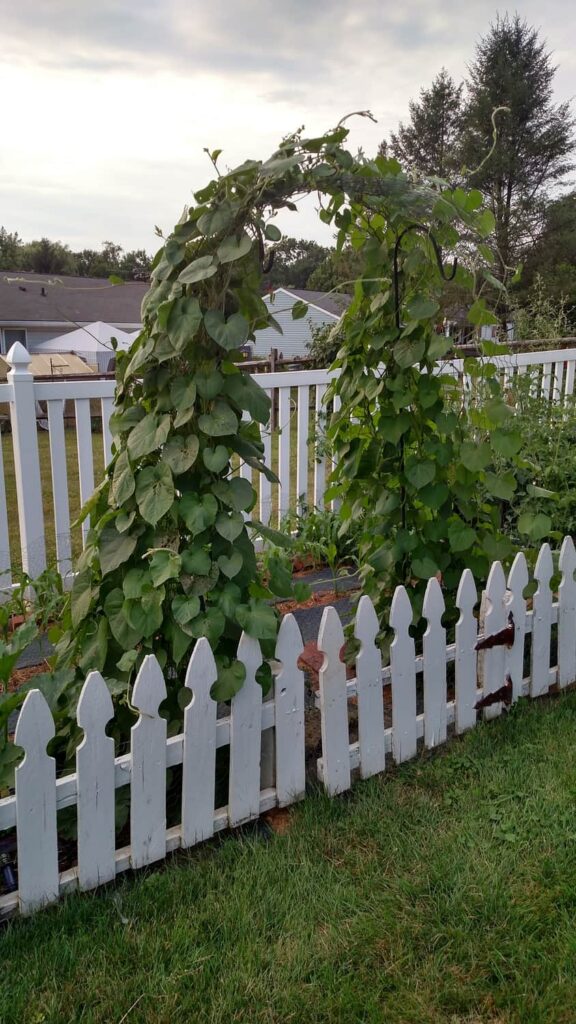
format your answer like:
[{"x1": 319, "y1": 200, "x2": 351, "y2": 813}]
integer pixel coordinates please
[
  {"x1": 0, "y1": 271, "x2": 147, "y2": 355},
  {"x1": 253, "y1": 288, "x2": 350, "y2": 359}
]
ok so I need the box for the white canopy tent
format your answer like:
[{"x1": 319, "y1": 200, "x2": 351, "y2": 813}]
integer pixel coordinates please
[{"x1": 32, "y1": 321, "x2": 135, "y2": 372}]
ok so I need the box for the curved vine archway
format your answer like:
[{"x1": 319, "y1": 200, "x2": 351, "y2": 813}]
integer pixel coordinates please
[{"x1": 50, "y1": 116, "x2": 519, "y2": 758}]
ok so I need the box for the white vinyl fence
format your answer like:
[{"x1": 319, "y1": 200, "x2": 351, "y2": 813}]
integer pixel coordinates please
[
  {"x1": 0, "y1": 341, "x2": 575, "y2": 587},
  {"x1": 1, "y1": 536, "x2": 576, "y2": 919}
]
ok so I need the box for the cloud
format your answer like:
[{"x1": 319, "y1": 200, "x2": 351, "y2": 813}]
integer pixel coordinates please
[{"x1": 0, "y1": 0, "x2": 574, "y2": 249}]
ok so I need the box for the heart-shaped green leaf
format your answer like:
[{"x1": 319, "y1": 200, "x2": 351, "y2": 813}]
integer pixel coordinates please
[
  {"x1": 198, "y1": 401, "x2": 239, "y2": 437},
  {"x1": 111, "y1": 449, "x2": 135, "y2": 505},
  {"x1": 135, "y1": 464, "x2": 174, "y2": 525},
  {"x1": 203, "y1": 445, "x2": 229, "y2": 472},
  {"x1": 99, "y1": 527, "x2": 137, "y2": 576},
  {"x1": 204, "y1": 311, "x2": 249, "y2": 352},
  {"x1": 177, "y1": 256, "x2": 217, "y2": 285},
  {"x1": 170, "y1": 378, "x2": 197, "y2": 427},
  {"x1": 235, "y1": 601, "x2": 278, "y2": 640},
  {"x1": 216, "y1": 232, "x2": 252, "y2": 264},
  {"x1": 180, "y1": 493, "x2": 218, "y2": 535},
  {"x1": 166, "y1": 296, "x2": 203, "y2": 351},
  {"x1": 215, "y1": 511, "x2": 244, "y2": 542},
  {"x1": 224, "y1": 373, "x2": 271, "y2": 424},
  {"x1": 181, "y1": 547, "x2": 211, "y2": 575},
  {"x1": 127, "y1": 413, "x2": 171, "y2": 460},
  {"x1": 161, "y1": 435, "x2": 199, "y2": 474},
  {"x1": 149, "y1": 549, "x2": 182, "y2": 587},
  {"x1": 217, "y1": 550, "x2": 243, "y2": 578},
  {"x1": 171, "y1": 594, "x2": 201, "y2": 626}
]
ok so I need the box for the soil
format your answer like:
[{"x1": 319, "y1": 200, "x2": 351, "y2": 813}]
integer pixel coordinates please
[
  {"x1": 7, "y1": 662, "x2": 48, "y2": 692},
  {"x1": 277, "y1": 586, "x2": 360, "y2": 616}
]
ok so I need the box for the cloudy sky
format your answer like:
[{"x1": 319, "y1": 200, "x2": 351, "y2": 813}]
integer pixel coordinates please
[{"x1": 1, "y1": 1, "x2": 575, "y2": 254}]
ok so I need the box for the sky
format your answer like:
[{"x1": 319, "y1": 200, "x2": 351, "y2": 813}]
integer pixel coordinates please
[{"x1": 1, "y1": 1, "x2": 575, "y2": 255}]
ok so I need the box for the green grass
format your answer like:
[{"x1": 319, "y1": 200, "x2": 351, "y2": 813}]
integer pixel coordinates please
[
  {"x1": 2, "y1": 428, "x2": 105, "y2": 572},
  {"x1": 3, "y1": 694, "x2": 576, "y2": 1023}
]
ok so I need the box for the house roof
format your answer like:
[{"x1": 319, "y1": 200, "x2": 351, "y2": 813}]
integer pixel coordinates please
[
  {"x1": 271, "y1": 287, "x2": 351, "y2": 318},
  {"x1": 0, "y1": 271, "x2": 148, "y2": 326}
]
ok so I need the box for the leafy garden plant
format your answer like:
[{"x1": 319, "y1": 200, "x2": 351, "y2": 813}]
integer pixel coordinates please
[{"x1": 19, "y1": 115, "x2": 520, "y2": 773}]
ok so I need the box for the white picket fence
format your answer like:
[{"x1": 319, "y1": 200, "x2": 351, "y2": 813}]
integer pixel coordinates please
[
  {"x1": 1, "y1": 536, "x2": 575, "y2": 919},
  {"x1": 0, "y1": 341, "x2": 575, "y2": 586}
]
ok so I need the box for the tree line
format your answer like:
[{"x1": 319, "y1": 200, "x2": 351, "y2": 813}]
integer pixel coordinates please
[{"x1": 0, "y1": 232, "x2": 152, "y2": 281}]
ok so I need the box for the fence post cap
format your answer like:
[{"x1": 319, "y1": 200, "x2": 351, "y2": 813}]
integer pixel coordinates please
[{"x1": 6, "y1": 341, "x2": 32, "y2": 374}]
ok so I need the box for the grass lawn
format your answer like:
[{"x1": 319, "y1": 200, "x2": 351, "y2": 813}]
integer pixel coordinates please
[
  {"x1": 3, "y1": 694, "x2": 576, "y2": 1023},
  {"x1": 2, "y1": 427, "x2": 105, "y2": 572}
]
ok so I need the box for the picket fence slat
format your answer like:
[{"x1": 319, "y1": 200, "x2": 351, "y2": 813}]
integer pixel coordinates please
[
  {"x1": 14, "y1": 690, "x2": 59, "y2": 913},
  {"x1": 478, "y1": 562, "x2": 507, "y2": 720},
  {"x1": 47, "y1": 399, "x2": 73, "y2": 580},
  {"x1": 506, "y1": 553, "x2": 529, "y2": 701},
  {"x1": 181, "y1": 638, "x2": 218, "y2": 846},
  {"x1": 274, "y1": 614, "x2": 306, "y2": 805},
  {"x1": 389, "y1": 586, "x2": 417, "y2": 763},
  {"x1": 314, "y1": 384, "x2": 327, "y2": 508},
  {"x1": 130, "y1": 656, "x2": 167, "y2": 869},
  {"x1": 558, "y1": 536, "x2": 576, "y2": 688},
  {"x1": 0, "y1": 429, "x2": 12, "y2": 596},
  {"x1": 101, "y1": 397, "x2": 114, "y2": 466},
  {"x1": 455, "y1": 569, "x2": 477, "y2": 734},
  {"x1": 531, "y1": 543, "x2": 554, "y2": 697},
  {"x1": 278, "y1": 387, "x2": 291, "y2": 518},
  {"x1": 229, "y1": 634, "x2": 263, "y2": 825},
  {"x1": 76, "y1": 672, "x2": 116, "y2": 889},
  {"x1": 318, "y1": 605, "x2": 351, "y2": 796},
  {"x1": 423, "y1": 577, "x2": 447, "y2": 748},
  {"x1": 75, "y1": 398, "x2": 95, "y2": 545},
  {"x1": 260, "y1": 393, "x2": 272, "y2": 527},
  {"x1": 296, "y1": 384, "x2": 310, "y2": 513},
  {"x1": 354, "y1": 596, "x2": 386, "y2": 778}
]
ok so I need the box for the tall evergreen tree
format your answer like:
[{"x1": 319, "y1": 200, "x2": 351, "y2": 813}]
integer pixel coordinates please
[
  {"x1": 379, "y1": 68, "x2": 463, "y2": 178},
  {"x1": 461, "y1": 15, "x2": 575, "y2": 289}
]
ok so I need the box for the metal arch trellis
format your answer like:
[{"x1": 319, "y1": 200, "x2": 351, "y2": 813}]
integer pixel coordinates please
[{"x1": 393, "y1": 222, "x2": 458, "y2": 330}]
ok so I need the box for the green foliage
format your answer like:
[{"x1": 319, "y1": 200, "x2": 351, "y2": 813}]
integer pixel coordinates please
[
  {"x1": 262, "y1": 237, "x2": 330, "y2": 289},
  {"x1": 380, "y1": 68, "x2": 464, "y2": 179},
  {"x1": 0, "y1": 567, "x2": 67, "y2": 793},
  {"x1": 511, "y1": 275, "x2": 571, "y2": 342},
  {"x1": 461, "y1": 15, "x2": 575, "y2": 290},
  {"x1": 50, "y1": 119, "x2": 461, "y2": 766},
  {"x1": 319, "y1": 180, "x2": 522, "y2": 625},
  {"x1": 499, "y1": 375, "x2": 576, "y2": 545},
  {"x1": 306, "y1": 321, "x2": 344, "y2": 368},
  {"x1": 0, "y1": 229, "x2": 152, "y2": 280}
]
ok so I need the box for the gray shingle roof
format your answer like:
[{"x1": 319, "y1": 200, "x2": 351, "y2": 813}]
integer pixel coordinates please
[
  {"x1": 282, "y1": 288, "x2": 351, "y2": 317},
  {"x1": 0, "y1": 271, "x2": 148, "y2": 325}
]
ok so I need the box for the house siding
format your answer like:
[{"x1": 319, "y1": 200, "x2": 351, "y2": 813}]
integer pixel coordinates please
[{"x1": 253, "y1": 291, "x2": 337, "y2": 358}]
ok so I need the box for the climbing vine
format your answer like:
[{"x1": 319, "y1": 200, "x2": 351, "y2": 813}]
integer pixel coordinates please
[{"x1": 41, "y1": 116, "x2": 521, "y2": 766}]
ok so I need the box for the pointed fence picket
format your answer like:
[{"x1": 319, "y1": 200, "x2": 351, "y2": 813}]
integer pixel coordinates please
[
  {"x1": 531, "y1": 544, "x2": 554, "y2": 698},
  {"x1": 558, "y1": 537, "x2": 576, "y2": 688},
  {"x1": 455, "y1": 569, "x2": 478, "y2": 734},
  {"x1": 423, "y1": 578, "x2": 447, "y2": 748},
  {"x1": 76, "y1": 672, "x2": 115, "y2": 889},
  {"x1": 506, "y1": 553, "x2": 529, "y2": 701},
  {"x1": 478, "y1": 562, "x2": 508, "y2": 720},
  {"x1": 3, "y1": 538, "x2": 576, "y2": 920}
]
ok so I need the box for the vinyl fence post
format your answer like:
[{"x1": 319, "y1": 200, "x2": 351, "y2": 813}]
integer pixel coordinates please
[{"x1": 7, "y1": 342, "x2": 46, "y2": 577}]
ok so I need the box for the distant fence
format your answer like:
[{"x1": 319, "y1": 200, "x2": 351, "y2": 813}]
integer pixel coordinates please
[
  {"x1": 0, "y1": 341, "x2": 575, "y2": 585},
  {"x1": 1, "y1": 536, "x2": 575, "y2": 918}
]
